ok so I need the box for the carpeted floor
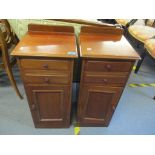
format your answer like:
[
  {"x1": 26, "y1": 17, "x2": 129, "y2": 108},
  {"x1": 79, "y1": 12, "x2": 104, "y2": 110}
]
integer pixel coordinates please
[{"x1": 0, "y1": 56, "x2": 155, "y2": 135}]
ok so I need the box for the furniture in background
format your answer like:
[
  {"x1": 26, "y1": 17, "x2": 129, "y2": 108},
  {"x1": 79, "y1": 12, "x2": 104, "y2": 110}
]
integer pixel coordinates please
[
  {"x1": 77, "y1": 26, "x2": 140, "y2": 126},
  {"x1": 144, "y1": 38, "x2": 155, "y2": 60},
  {"x1": 11, "y1": 24, "x2": 78, "y2": 128},
  {"x1": 0, "y1": 20, "x2": 23, "y2": 99},
  {"x1": 115, "y1": 19, "x2": 132, "y2": 27},
  {"x1": 98, "y1": 19, "x2": 116, "y2": 24},
  {"x1": 144, "y1": 39, "x2": 155, "y2": 90},
  {"x1": 115, "y1": 19, "x2": 155, "y2": 73},
  {"x1": 127, "y1": 19, "x2": 155, "y2": 48},
  {"x1": 53, "y1": 19, "x2": 115, "y2": 27},
  {"x1": 128, "y1": 20, "x2": 155, "y2": 73},
  {"x1": 102, "y1": 19, "x2": 155, "y2": 101},
  {"x1": 0, "y1": 20, "x2": 18, "y2": 45}
]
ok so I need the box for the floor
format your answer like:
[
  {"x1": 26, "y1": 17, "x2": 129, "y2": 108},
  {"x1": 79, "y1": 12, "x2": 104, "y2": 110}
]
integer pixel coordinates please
[{"x1": 0, "y1": 56, "x2": 155, "y2": 135}]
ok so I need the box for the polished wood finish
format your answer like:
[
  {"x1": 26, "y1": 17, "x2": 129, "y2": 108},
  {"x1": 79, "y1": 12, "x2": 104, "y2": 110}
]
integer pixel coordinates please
[
  {"x1": 20, "y1": 59, "x2": 71, "y2": 70},
  {"x1": 78, "y1": 85, "x2": 123, "y2": 126},
  {"x1": 81, "y1": 26, "x2": 123, "y2": 35},
  {"x1": 77, "y1": 26, "x2": 140, "y2": 126},
  {"x1": 11, "y1": 24, "x2": 141, "y2": 128},
  {"x1": 79, "y1": 26, "x2": 140, "y2": 60},
  {"x1": 26, "y1": 85, "x2": 71, "y2": 128},
  {"x1": 12, "y1": 24, "x2": 78, "y2": 128},
  {"x1": 18, "y1": 58, "x2": 74, "y2": 128},
  {"x1": 11, "y1": 25, "x2": 77, "y2": 58},
  {"x1": 28, "y1": 24, "x2": 75, "y2": 34},
  {"x1": 0, "y1": 20, "x2": 23, "y2": 99},
  {"x1": 83, "y1": 72, "x2": 128, "y2": 86},
  {"x1": 84, "y1": 60, "x2": 132, "y2": 72},
  {"x1": 23, "y1": 71, "x2": 71, "y2": 85}
]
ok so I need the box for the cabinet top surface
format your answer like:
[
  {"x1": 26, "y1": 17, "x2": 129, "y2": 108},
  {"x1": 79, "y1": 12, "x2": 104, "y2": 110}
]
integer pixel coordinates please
[
  {"x1": 11, "y1": 32, "x2": 78, "y2": 58},
  {"x1": 79, "y1": 34, "x2": 140, "y2": 60}
]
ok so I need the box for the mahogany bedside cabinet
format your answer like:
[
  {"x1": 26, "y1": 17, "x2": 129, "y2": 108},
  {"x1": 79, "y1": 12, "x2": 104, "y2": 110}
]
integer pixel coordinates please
[
  {"x1": 11, "y1": 24, "x2": 78, "y2": 128},
  {"x1": 77, "y1": 26, "x2": 140, "y2": 127}
]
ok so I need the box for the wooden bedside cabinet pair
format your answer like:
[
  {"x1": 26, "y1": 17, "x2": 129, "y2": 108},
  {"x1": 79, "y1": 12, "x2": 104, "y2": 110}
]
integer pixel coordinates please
[{"x1": 11, "y1": 24, "x2": 140, "y2": 128}]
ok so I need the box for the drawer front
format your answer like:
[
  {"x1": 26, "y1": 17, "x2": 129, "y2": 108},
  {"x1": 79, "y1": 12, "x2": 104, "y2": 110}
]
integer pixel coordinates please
[
  {"x1": 83, "y1": 73, "x2": 127, "y2": 86},
  {"x1": 84, "y1": 60, "x2": 132, "y2": 72},
  {"x1": 23, "y1": 72, "x2": 71, "y2": 85},
  {"x1": 20, "y1": 59, "x2": 71, "y2": 71}
]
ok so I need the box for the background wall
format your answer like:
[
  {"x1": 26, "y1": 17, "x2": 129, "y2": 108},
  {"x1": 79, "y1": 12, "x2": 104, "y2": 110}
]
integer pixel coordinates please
[{"x1": 8, "y1": 19, "x2": 81, "y2": 39}]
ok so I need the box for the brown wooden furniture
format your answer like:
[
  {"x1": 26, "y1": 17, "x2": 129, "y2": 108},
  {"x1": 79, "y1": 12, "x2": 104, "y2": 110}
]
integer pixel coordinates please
[
  {"x1": 0, "y1": 20, "x2": 23, "y2": 99},
  {"x1": 11, "y1": 24, "x2": 78, "y2": 128},
  {"x1": 125, "y1": 19, "x2": 155, "y2": 73},
  {"x1": 11, "y1": 24, "x2": 140, "y2": 128},
  {"x1": 77, "y1": 26, "x2": 140, "y2": 126}
]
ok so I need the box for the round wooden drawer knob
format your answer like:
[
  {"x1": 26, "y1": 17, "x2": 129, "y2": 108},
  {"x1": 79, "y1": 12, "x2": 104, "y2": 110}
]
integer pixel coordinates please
[
  {"x1": 44, "y1": 78, "x2": 50, "y2": 83},
  {"x1": 43, "y1": 64, "x2": 48, "y2": 69},
  {"x1": 106, "y1": 64, "x2": 111, "y2": 71},
  {"x1": 103, "y1": 78, "x2": 108, "y2": 83}
]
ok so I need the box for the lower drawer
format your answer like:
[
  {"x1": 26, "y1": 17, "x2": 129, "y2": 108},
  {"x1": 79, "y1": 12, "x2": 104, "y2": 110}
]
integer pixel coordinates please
[
  {"x1": 83, "y1": 73, "x2": 127, "y2": 86},
  {"x1": 23, "y1": 72, "x2": 71, "y2": 85}
]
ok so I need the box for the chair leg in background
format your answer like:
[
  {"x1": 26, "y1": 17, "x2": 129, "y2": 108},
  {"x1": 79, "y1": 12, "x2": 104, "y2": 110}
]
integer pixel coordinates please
[
  {"x1": 135, "y1": 52, "x2": 146, "y2": 74},
  {"x1": 5, "y1": 66, "x2": 23, "y2": 99}
]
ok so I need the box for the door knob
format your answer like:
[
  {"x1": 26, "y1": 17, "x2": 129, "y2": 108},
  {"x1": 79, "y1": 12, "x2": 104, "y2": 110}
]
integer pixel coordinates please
[
  {"x1": 112, "y1": 105, "x2": 115, "y2": 111},
  {"x1": 31, "y1": 104, "x2": 36, "y2": 111}
]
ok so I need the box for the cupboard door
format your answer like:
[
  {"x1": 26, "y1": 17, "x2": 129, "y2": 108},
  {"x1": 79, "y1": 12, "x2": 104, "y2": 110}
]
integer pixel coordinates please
[
  {"x1": 78, "y1": 85, "x2": 123, "y2": 126},
  {"x1": 26, "y1": 85, "x2": 71, "y2": 128}
]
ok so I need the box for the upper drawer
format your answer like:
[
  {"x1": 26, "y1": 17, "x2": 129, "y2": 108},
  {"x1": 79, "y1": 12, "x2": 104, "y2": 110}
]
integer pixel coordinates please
[
  {"x1": 84, "y1": 60, "x2": 132, "y2": 72},
  {"x1": 20, "y1": 59, "x2": 72, "y2": 71}
]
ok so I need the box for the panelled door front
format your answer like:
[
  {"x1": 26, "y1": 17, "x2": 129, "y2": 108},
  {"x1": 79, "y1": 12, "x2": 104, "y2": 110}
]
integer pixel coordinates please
[
  {"x1": 26, "y1": 85, "x2": 71, "y2": 128},
  {"x1": 78, "y1": 85, "x2": 123, "y2": 126}
]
